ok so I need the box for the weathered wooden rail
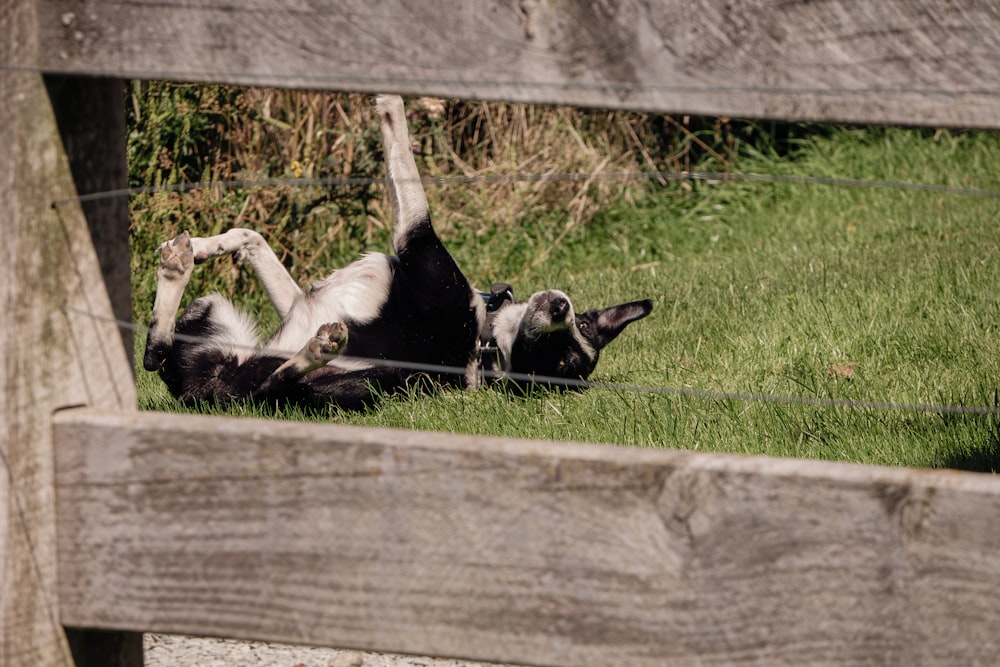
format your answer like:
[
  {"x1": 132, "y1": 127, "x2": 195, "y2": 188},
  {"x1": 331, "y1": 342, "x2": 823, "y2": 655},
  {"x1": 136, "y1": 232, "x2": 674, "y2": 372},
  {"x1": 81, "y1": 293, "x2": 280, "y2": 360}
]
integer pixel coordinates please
[
  {"x1": 54, "y1": 409, "x2": 1000, "y2": 665},
  {"x1": 4, "y1": 1, "x2": 1000, "y2": 665}
]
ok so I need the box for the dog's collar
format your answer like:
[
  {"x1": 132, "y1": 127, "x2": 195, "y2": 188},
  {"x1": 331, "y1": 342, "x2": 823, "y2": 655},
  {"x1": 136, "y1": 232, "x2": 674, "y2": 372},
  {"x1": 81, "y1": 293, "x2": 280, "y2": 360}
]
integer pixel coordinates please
[{"x1": 478, "y1": 282, "x2": 514, "y2": 368}]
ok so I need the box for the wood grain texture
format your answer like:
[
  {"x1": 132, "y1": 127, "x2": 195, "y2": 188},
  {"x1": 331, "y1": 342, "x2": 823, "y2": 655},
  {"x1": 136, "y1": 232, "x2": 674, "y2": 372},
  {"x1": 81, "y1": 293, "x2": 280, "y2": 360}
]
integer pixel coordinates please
[
  {"x1": 56, "y1": 409, "x2": 1000, "y2": 666},
  {"x1": 32, "y1": 0, "x2": 1000, "y2": 128},
  {"x1": 46, "y1": 75, "x2": 134, "y2": 352},
  {"x1": 1, "y1": 6, "x2": 137, "y2": 662}
]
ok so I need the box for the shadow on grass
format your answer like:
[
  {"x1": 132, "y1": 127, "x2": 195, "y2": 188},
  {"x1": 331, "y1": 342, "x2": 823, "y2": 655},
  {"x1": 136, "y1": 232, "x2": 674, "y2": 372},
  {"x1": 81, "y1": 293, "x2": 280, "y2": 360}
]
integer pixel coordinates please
[
  {"x1": 940, "y1": 409, "x2": 1000, "y2": 474},
  {"x1": 944, "y1": 440, "x2": 1000, "y2": 474}
]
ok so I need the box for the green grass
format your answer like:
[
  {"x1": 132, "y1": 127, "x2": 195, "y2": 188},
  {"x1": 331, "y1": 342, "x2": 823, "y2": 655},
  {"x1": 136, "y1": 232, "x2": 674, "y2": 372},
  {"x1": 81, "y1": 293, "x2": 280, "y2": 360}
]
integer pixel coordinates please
[{"x1": 134, "y1": 126, "x2": 1000, "y2": 472}]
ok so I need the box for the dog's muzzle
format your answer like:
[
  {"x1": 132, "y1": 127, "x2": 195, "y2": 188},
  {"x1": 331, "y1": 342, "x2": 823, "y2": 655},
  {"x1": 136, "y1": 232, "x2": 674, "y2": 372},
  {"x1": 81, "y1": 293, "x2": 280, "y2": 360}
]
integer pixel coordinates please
[{"x1": 547, "y1": 294, "x2": 569, "y2": 322}]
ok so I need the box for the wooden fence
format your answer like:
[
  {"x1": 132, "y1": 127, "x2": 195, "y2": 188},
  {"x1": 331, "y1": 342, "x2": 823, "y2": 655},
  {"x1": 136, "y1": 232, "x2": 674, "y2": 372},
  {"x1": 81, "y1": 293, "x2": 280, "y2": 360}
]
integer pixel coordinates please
[{"x1": 4, "y1": 1, "x2": 1000, "y2": 665}]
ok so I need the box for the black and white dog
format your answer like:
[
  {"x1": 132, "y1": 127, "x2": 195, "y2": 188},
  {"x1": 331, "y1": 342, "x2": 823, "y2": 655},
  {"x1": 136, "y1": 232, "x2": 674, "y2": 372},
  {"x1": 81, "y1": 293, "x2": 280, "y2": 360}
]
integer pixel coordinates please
[{"x1": 143, "y1": 95, "x2": 653, "y2": 410}]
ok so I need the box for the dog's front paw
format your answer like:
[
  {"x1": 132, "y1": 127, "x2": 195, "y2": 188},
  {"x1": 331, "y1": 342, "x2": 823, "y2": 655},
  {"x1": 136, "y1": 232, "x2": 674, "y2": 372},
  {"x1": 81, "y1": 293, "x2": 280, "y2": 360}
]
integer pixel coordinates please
[
  {"x1": 306, "y1": 322, "x2": 349, "y2": 361},
  {"x1": 156, "y1": 231, "x2": 194, "y2": 281}
]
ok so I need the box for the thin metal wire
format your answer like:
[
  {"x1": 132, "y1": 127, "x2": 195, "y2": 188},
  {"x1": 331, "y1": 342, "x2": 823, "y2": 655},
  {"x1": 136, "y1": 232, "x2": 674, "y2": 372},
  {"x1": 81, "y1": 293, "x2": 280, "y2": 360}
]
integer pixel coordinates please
[
  {"x1": 49, "y1": 170, "x2": 1000, "y2": 208},
  {"x1": 64, "y1": 305, "x2": 1000, "y2": 416}
]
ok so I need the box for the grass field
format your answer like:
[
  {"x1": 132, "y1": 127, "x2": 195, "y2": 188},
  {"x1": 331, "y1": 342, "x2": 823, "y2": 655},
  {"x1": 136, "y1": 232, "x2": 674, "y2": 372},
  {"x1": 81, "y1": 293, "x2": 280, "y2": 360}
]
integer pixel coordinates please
[{"x1": 133, "y1": 120, "x2": 1000, "y2": 472}]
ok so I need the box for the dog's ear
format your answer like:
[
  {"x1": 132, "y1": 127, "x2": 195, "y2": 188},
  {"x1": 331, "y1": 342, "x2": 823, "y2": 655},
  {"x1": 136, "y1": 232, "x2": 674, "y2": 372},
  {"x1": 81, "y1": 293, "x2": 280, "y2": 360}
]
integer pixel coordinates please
[
  {"x1": 578, "y1": 299, "x2": 653, "y2": 350},
  {"x1": 486, "y1": 283, "x2": 514, "y2": 312}
]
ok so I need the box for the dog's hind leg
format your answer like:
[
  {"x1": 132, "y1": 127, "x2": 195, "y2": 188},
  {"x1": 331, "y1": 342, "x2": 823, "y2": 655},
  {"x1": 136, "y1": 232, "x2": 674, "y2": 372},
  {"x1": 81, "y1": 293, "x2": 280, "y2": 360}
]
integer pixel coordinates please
[
  {"x1": 143, "y1": 231, "x2": 196, "y2": 371},
  {"x1": 374, "y1": 95, "x2": 468, "y2": 292},
  {"x1": 373, "y1": 95, "x2": 481, "y2": 381},
  {"x1": 375, "y1": 95, "x2": 432, "y2": 252},
  {"x1": 252, "y1": 322, "x2": 348, "y2": 400}
]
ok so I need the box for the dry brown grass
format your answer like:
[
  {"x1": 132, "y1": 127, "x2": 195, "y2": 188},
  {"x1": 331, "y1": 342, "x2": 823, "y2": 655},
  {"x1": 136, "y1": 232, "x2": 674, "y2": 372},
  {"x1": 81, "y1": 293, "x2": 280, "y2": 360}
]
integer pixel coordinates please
[
  {"x1": 129, "y1": 83, "x2": 738, "y2": 303},
  {"x1": 156, "y1": 88, "x2": 722, "y2": 231}
]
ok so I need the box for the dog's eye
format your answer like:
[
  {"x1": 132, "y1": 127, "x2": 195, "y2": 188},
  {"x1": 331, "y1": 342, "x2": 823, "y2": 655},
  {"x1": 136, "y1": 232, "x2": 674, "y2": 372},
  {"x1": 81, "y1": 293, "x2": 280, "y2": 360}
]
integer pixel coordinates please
[
  {"x1": 558, "y1": 360, "x2": 566, "y2": 368},
  {"x1": 580, "y1": 322, "x2": 589, "y2": 330}
]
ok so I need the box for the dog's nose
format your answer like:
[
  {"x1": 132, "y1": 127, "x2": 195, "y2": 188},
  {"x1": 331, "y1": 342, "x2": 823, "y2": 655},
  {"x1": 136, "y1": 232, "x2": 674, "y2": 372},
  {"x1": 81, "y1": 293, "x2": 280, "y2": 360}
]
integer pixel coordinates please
[{"x1": 549, "y1": 296, "x2": 569, "y2": 321}]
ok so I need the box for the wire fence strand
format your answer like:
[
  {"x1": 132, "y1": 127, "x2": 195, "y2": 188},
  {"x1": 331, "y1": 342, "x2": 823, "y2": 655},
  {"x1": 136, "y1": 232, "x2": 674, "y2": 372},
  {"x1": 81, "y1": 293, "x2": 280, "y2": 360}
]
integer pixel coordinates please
[
  {"x1": 50, "y1": 170, "x2": 1000, "y2": 208},
  {"x1": 64, "y1": 305, "x2": 1000, "y2": 416}
]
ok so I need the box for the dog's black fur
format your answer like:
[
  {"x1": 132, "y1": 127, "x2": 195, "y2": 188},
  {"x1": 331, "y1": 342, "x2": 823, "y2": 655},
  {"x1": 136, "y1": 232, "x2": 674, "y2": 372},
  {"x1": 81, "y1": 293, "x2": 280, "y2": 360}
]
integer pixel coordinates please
[{"x1": 143, "y1": 95, "x2": 653, "y2": 410}]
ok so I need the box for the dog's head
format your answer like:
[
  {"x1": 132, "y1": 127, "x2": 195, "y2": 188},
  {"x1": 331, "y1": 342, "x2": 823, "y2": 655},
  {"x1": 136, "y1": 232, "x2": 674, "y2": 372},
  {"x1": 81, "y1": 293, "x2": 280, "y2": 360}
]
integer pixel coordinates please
[{"x1": 484, "y1": 285, "x2": 653, "y2": 384}]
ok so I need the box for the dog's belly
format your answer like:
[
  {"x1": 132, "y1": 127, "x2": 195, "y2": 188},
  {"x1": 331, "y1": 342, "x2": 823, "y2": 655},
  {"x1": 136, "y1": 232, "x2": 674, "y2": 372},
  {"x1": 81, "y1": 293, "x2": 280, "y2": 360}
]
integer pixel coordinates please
[
  {"x1": 264, "y1": 250, "x2": 481, "y2": 377},
  {"x1": 265, "y1": 253, "x2": 394, "y2": 354}
]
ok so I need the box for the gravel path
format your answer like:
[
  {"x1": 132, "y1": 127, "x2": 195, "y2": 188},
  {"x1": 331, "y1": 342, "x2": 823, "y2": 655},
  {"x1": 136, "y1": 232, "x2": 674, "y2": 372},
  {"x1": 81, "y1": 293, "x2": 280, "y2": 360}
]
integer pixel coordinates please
[{"x1": 143, "y1": 634, "x2": 512, "y2": 667}]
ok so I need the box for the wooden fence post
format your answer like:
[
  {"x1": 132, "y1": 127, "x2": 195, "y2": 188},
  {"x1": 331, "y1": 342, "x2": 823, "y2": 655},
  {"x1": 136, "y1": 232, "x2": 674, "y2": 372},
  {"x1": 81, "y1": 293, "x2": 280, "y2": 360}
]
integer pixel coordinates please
[{"x1": 1, "y1": 2, "x2": 139, "y2": 663}]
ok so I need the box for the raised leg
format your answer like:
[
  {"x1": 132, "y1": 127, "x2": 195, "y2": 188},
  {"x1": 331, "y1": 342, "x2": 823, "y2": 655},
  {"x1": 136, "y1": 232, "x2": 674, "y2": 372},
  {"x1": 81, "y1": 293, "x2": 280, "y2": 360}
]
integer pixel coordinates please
[
  {"x1": 253, "y1": 322, "x2": 348, "y2": 399},
  {"x1": 371, "y1": 95, "x2": 481, "y2": 380},
  {"x1": 143, "y1": 231, "x2": 195, "y2": 371},
  {"x1": 375, "y1": 95, "x2": 432, "y2": 252},
  {"x1": 188, "y1": 227, "x2": 302, "y2": 318},
  {"x1": 373, "y1": 95, "x2": 470, "y2": 294},
  {"x1": 143, "y1": 227, "x2": 305, "y2": 372}
]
